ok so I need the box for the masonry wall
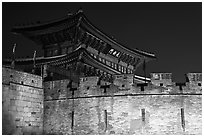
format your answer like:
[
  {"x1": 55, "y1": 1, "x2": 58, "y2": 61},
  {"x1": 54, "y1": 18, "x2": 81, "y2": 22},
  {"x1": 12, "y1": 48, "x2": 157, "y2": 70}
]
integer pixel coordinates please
[
  {"x1": 43, "y1": 74, "x2": 202, "y2": 135},
  {"x1": 2, "y1": 67, "x2": 44, "y2": 135}
]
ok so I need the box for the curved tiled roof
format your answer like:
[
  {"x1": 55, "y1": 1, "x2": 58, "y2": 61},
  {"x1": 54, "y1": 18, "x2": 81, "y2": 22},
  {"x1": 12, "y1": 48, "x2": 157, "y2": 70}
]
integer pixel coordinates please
[
  {"x1": 80, "y1": 15, "x2": 156, "y2": 59},
  {"x1": 3, "y1": 47, "x2": 150, "y2": 83},
  {"x1": 11, "y1": 9, "x2": 156, "y2": 59},
  {"x1": 12, "y1": 13, "x2": 80, "y2": 32}
]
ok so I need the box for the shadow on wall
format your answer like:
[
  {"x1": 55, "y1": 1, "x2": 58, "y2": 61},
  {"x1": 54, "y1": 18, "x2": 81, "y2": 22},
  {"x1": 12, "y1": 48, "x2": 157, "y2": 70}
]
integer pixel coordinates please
[{"x1": 2, "y1": 110, "x2": 16, "y2": 135}]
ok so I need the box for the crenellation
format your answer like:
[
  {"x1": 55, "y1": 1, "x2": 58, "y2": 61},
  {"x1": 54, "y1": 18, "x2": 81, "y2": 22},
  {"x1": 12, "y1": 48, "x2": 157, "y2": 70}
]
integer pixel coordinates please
[
  {"x1": 186, "y1": 73, "x2": 202, "y2": 83},
  {"x1": 150, "y1": 73, "x2": 173, "y2": 87},
  {"x1": 113, "y1": 74, "x2": 134, "y2": 90},
  {"x1": 2, "y1": 67, "x2": 202, "y2": 135},
  {"x1": 3, "y1": 67, "x2": 42, "y2": 88}
]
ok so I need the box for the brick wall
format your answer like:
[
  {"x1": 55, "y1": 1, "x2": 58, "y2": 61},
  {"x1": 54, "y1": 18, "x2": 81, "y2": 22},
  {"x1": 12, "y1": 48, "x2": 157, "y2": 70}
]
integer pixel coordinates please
[
  {"x1": 2, "y1": 67, "x2": 43, "y2": 135},
  {"x1": 43, "y1": 74, "x2": 202, "y2": 135}
]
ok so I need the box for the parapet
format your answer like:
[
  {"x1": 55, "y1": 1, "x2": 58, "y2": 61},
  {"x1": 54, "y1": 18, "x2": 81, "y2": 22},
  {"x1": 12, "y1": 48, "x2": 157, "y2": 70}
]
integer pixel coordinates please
[
  {"x1": 185, "y1": 73, "x2": 202, "y2": 92},
  {"x1": 113, "y1": 74, "x2": 134, "y2": 90},
  {"x1": 79, "y1": 76, "x2": 99, "y2": 87},
  {"x1": 2, "y1": 67, "x2": 42, "y2": 88},
  {"x1": 186, "y1": 73, "x2": 202, "y2": 83},
  {"x1": 150, "y1": 73, "x2": 172, "y2": 87}
]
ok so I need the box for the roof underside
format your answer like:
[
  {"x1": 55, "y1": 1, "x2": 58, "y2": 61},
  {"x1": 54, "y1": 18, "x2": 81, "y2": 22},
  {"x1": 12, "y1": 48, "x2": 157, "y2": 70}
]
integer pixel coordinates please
[{"x1": 3, "y1": 47, "x2": 150, "y2": 83}]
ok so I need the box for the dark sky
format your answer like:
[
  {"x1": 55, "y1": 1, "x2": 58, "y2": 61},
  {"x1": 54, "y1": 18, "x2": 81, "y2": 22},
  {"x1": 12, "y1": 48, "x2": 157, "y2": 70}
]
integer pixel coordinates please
[{"x1": 2, "y1": 2, "x2": 202, "y2": 82}]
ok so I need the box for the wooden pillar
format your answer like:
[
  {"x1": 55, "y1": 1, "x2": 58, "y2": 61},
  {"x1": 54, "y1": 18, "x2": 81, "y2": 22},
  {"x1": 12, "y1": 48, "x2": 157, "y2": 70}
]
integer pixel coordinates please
[{"x1": 11, "y1": 43, "x2": 16, "y2": 69}]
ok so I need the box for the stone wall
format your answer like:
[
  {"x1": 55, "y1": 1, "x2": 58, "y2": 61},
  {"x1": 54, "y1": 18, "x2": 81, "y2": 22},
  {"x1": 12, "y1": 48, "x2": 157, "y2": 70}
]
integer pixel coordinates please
[
  {"x1": 2, "y1": 67, "x2": 44, "y2": 135},
  {"x1": 150, "y1": 73, "x2": 173, "y2": 87},
  {"x1": 43, "y1": 74, "x2": 202, "y2": 135}
]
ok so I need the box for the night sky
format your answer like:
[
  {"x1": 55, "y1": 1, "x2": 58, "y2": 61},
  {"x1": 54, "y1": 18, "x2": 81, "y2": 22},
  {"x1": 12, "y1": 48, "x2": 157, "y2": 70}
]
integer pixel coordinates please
[{"x1": 2, "y1": 2, "x2": 202, "y2": 82}]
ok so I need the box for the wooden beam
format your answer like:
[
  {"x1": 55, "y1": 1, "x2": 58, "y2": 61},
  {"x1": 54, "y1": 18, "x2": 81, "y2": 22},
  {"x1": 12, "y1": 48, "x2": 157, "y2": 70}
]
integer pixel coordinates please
[
  {"x1": 62, "y1": 29, "x2": 70, "y2": 41},
  {"x1": 102, "y1": 43, "x2": 112, "y2": 54},
  {"x1": 77, "y1": 27, "x2": 83, "y2": 42},
  {"x1": 53, "y1": 33, "x2": 58, "y2": 43},
  {"x1": 98, "y1": 42, "x2": 105, "y2": 53},
  {"x1": 118, "y1": 52, "x2": 125, "y2": 61},
  {"x1": 89, "y1": 37, "x2": 96, "y2": 48},
  {"x1": 94, "y1": 40, "x2": 100, "y2": 50},
  {"x1": 122, "y1": 54, "x2": 129, "y2": 63},
  {"x1": 92, "y1": 38, "x2": 99, "y2": 49},
  {"x1": 59, "y1": 30, "x2": 66, "y2": 42},
  {"x1": 55, "y1": 31, "x2": 62, "y2": 42},
  {"x1": 84, "y1": 34, "x2": 90, "y2": 46},
  {"x1": 88, "y1": 36, "x2": 94, "y2": 48},
  {"x1": 100, "y1": 42, "x2": 106, "y2": 53},
  {"x1": 129, "y1": 57, "x2": 135, "y2": 65},
  {"x1": 126, "y1": 56, "x2": 133, "y2": 64}
]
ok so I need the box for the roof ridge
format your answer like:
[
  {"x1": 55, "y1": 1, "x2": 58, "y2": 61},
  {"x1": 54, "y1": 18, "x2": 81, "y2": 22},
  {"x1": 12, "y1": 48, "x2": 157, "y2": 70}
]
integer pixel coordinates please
[
  {"x1": 12, "y1": 10, "x2": 82, "y2": 30},
  {"x1": 133, "y1": 48, "x2": 156, "y2": 57},
  {"x1": 81, "y1": 14, "x2": 156, "y2": 58}
]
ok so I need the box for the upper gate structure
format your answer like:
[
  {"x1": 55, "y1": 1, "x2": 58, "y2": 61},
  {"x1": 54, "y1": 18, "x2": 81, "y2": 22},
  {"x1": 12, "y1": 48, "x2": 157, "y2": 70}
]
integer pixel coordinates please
[{"x1": 3, "y1": 9, "x2": 156, "y2": 83}]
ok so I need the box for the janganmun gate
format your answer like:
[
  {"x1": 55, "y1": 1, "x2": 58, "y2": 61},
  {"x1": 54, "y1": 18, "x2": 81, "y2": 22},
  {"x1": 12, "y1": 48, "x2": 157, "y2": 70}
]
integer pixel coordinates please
[{"x1": 2, "y1": 9, "x2": 202, "y2": 135}]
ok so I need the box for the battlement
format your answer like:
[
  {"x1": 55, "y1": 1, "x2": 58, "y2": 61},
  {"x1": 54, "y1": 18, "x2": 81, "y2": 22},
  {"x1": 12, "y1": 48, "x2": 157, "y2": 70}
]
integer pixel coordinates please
[
  {"x1": 2, "y1": 67, "x2": 202, "y2": 135},
  {"x1": 113, "y1": 74, "x2": 134, "y2": 90},
  {"x1": 43, "y1": 72, "x2": 202, "y2": 101},
  {"x1": 150, "y1": 73, "x2": 173, "y2": 87},
  {"x1": 2, "y1": 67, "x2": 42, "y2": 88},
  {"x1": 43, "y1": 75, "x2": 202, "y2": 135},
  {"x1": 186, "y1": 73, "x2": 202, "y2": 83}
]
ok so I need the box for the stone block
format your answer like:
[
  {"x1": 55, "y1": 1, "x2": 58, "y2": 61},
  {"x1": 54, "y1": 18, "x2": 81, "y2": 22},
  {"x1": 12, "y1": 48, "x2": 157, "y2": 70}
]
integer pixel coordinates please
[{"x1": 2, "y1": 67, "x2": 43, "y2": 135}]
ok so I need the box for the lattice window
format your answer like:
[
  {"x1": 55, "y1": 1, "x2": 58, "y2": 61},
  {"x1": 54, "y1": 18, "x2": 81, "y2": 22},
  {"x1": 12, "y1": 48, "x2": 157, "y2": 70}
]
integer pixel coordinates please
[
  {"x1": 121, "y1": 66, "x2": 124, "y2": 73},
  {"x1": 99, "y1": 57, "x2": 102, "y2": 62},
  {"x1": 124, "y1": 67, "x2": 126, "y2": 73},
  {"x1": 116, "y1": 52, "x2": 120, "y2": 57},
  {"x1": 102, "y1": 58, "x2": 106, "y2": 64},
  {"x1": 114, "y1": 63, "x2": 117, "y2": 70},
  {"x1": 113, "y1": 51, "x2": 117, "y2": 56},
  {"x1": 111, "y1": 62, "x2": 114, "y2": 68},
  {"x1": 109, "y1": 49, "x2": 114, "y2": 54},
  {"x1": 119, "y1": 65, "x2": 121, "y2": 72},
  {"x1": 128, "y1": 69, "x2": 131, "y2": 74},
  {"x1": 106, "y1": 60, "x2": 111, "y2": 66}
]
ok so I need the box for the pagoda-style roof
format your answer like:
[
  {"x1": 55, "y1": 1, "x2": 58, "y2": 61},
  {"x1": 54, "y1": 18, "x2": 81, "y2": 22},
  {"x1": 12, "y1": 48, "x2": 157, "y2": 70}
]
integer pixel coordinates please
[
  {"x1": 3, "y1": 47, "x2": 150, "y2": 83},
  {"x1": 3, "y1": 47, "x2": 120, "y2": 75},
  {"x1": 11, "y1": 9, "x2": 156, "y2": 61}
]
